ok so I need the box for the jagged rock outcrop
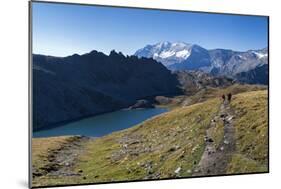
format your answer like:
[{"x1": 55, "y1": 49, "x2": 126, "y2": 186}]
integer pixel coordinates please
[{"x1": 33, "y1": 50, "x2": 181, "y2": 131}]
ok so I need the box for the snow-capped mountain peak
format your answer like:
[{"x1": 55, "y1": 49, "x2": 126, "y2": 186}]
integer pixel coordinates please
[
  {"x1": 134, "y1": 41, "x2": 268, "y2": 83},
  {"x1": 135, "y1": 41, "x2": 195, "y2": 66}
]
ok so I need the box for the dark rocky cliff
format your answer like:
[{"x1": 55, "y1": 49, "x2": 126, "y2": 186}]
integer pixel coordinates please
[{"x1": 33, "y1": 50, "x2": 181, "y2": 131}]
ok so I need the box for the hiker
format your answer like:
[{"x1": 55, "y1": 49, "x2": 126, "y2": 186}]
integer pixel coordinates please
[
  {"x1": 222, "y1": 94, "x2": 226, "y2": 102},
  {"x1": 227, "y1": 93, "x2": 232, "y2": 102}
]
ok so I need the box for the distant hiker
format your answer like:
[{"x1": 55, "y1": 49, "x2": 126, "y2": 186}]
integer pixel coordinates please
[
  {"x1": 222, "y1": 94, "x2": 226, "y2": 102},
  {"x1": 227, "y1": 93, "x2": 232, "y2": 102}
]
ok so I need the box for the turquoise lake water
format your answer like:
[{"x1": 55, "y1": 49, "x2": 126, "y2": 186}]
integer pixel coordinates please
[{"x1": 33, "y1": 108, "x2": 168, "y2": 138}]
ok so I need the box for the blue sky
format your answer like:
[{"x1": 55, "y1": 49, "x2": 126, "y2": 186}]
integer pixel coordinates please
[{"x1": 32, "y1": 2, "x2": 268, "y2": 57}]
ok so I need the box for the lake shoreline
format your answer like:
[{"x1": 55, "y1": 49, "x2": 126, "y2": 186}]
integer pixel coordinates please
[
  {"x1": 33, "y1": 109, "x2": 118, "y2": 133},
  {"x1": 33, "y1": 92, "x2": 181, "y2": 133},
  {"x1": 33, "y1": 107, "x2": 169, "y2": 138},
  {"x1": 33, "y1": 107, "x2": 168, "y2": 133}
]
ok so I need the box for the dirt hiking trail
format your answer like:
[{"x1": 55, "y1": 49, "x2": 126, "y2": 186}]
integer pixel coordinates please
[
  {"x1": 33, "y1": 136, "x2": 92, "y2": 179},
  {"x1": 193, "y1": 101, "x2": 236, "y2": 176}
]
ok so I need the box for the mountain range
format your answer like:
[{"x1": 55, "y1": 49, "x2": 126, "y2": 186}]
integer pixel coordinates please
[
  {"x1": 33, "y1": 42, "x2": 268, "y2": 130},
  {"x1": 33, "y1": 50, "x2": 181, "y2": 131},
  {"x1": 135, "y1": 42, "x2": 268, "y2": 84}
]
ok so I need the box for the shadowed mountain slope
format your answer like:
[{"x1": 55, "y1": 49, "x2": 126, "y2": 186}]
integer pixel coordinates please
[{"x1": 33, "y1": 50, "x2": 181, "y2": 131}]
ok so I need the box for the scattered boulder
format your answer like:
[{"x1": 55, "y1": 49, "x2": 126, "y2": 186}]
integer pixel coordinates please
[
  {"x1": 179, "y1": 151, "x2": 185, "y2": 159},
  {"x1": 205, "y1": 137, "x2": 214, "y2": 143},
  {"x1": 193, "y1": 169, "x2": 200, "y2": 173},
  {"x1": 220, "y1": 113, "x2": 227, "y2": 118},
  {"x1": 33, "y1": 172, "x2": 43, "y2": 177},
  {"x1": 174, "y1": 167, "x2": 181, "y2": 174},
  {"x1": 148, "y1": 169, "x2": 154, "y2": 175},
  {"x1": 227, "y1": 116, "x2": 234, "y2": 121},
  {"x1": 130, "y1": 141, "x2": 140, "y2": 145},
  {"x1": 168, "y1": 147, "x2": 176, "y2": 152},
  {"x1": 168, "y1": 145, "x2": 180, "y2": 152},
  {"x1": 126, "y1": 168, "x2": 132, "y2": 174}
]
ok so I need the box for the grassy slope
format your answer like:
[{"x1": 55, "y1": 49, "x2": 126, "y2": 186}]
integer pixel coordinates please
[
  {"x1": 227, "y1": 90, "x2": 268, "y2": 173},
  {"x1": 32, "y1": 88, "x2": 268, "y2": 186},
  {"x1": 77, "y1": 99, "x2": 220, "y2": 183},
  {"x1": 73, "y1": 90, "x2": 268, "y2": 183},
  {"x1": 37, "y1": 98, "x2": 221, "y2": 186},
  {"x1": 172, "y1": 84, "x2": 266, "y2": 107}
]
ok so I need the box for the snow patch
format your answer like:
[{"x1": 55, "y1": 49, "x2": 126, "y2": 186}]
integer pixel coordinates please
[
  {"x1": 176, "y1": 49, "x2": 190, "y2": 59},
  {"x1": 253, "y1": 52, "x2": 268, "y2": 59},
  {"x1": 159, "y1": 51, "x2": 176, "y2": 58},
  {"x1": 237, "y1": 55, "x2": 246, "y2": 60}
]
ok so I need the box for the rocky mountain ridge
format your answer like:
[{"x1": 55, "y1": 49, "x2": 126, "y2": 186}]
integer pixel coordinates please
[
  {"x1": 135, "y1": 42, "x2": 268, "y2": 84},
  {"x1": 33, "y1": 50, "x2": 181, "y2": 130}
]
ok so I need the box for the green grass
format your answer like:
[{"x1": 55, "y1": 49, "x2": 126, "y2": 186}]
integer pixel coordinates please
[
  {"x1": 227, "y1": 90, "x2": 268, "y2": 173},
  {"x1": 227, "y1": 154, "x2": 267, "y2": 173},
  {"x1": 32, "y1": 88, "x2": 268, "y2": 187},
  {"x1": 35, "y1": 98, "x2": 219, "y2": 185},
  {"x1": 180, "y1": 84, "x2": 266, "y2": 107}
]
